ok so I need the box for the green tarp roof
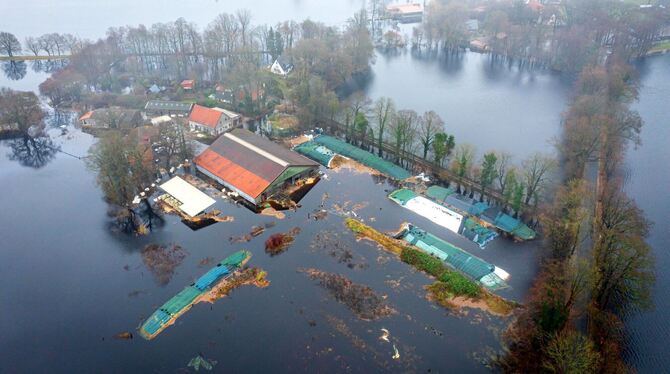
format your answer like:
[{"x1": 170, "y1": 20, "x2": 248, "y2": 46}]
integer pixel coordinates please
[
  {"x1": 426, "y1": 186, "x2": 455, "y2": 202},
  {"x1": 313, "y1": 135, "x2": 411, "y2": 180}
]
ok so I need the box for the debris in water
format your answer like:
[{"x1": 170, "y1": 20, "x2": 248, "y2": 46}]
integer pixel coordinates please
[
  {"x1": 198, "y1": 257, "x2": 215, "y2": 267},
  {"x1": 310, "y1": 209, "x2": 328, "y2": 221},
  {"x1": 141, "y1": 243, "x2": 188, "y2": 286},
  {"x1": 114, "y1": 332, "x2": 133, "y2": 340},
  {"x1": 187, "y1": 354, "x2": 217, "y2": 371},
  {"x1": 380, "y1": 328, "x2": 390, "y2": 342},
  {"x1": 265, "y1": 227, "x2": 300, "y2": 256},
  {"x1": 392, "y1": 344, "x2": 400, "y2": 359},
  {"x1": 250, "y1": 225, "x2": 265, "y2": 237},
  {"x1": 260, "y1": 207, "x2": 285, "y2": 219},
  {"x1": 310, "y1": 231, "x2": 368, "y2": 270},
  {"x1": 301, "y1": 268, "x2": 394, "y2": 320}
]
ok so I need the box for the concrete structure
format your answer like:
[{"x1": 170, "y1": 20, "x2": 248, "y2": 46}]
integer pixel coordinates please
[
  {"x1": 194, "y1": 128, "x2": 319, "y2": 206},
  {"x1": 188, "y1": 104, "x2": 241, "y2": 136}
]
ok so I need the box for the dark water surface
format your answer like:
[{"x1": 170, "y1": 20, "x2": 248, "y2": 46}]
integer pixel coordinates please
[
  {"x1": 0, "y1": 123, "x2": 539, "y2": 372},
  {"x1": 0, "y1": 1, "x2": 668, "y2": 371}
]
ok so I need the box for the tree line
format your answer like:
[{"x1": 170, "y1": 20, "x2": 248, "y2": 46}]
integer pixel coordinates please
[
  {"x1": 314, "y1": 93, "x2": 557, "y2": 219},
  {"x1": 410, "y1": 0, "x2": 669, "y2": 74},
  {"x1": 499, "y1": 57, "x2": 654, "y2": 373}
]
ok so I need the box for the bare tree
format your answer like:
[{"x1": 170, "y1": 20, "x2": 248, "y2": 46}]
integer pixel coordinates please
[
  {"x1": 522, "y1": 152, "x2": 557, "y2": 205},
  {"x1": 373, "y1": 97, "x2": 395, "y2": 157},
  {"x1": 0, "y1": 32, "x2": 22, "y2": 57},
  {"x1": 418, "y1": 110, "x2": 444, "y2": 160}
]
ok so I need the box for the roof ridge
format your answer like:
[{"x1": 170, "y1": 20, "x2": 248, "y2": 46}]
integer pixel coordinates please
[{"x1": 224, "y1": 132, "x2": 289, "y2": 167}]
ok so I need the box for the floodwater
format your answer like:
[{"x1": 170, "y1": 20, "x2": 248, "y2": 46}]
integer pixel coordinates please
[{"x1": 0, "y1": 1, "x2": 668, "y2": 371}]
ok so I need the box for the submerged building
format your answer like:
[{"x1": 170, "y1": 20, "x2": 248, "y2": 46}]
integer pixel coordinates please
[{"x1": 194, "y1": 129, "x2": 319, "y2": 206}]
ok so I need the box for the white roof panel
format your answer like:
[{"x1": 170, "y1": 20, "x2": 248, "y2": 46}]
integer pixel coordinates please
[{"x1": 159, "y1": 176, "x2": 216, "y2": 217}]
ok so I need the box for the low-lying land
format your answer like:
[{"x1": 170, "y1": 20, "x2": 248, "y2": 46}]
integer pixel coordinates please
[
  {"x1": 301, "y1": 268, "x2": 395, "y2": 320},
  {"x1": 344, "y1": 218, "x2": 517, "y2": 316}
]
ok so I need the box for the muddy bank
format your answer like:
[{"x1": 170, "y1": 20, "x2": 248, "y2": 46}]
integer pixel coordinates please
[
  {"x1": 200, "y1": 267, "x2": 270, "y2": 303},
  {"x1": 301, "y1": 268, "x2": 394, "y2": 320}
]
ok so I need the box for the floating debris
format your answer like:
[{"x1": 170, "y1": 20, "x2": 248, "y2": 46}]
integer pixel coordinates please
[
  {"x1": 187, "y1": 354, "x2": 217, "y2": 371},
  {"x1": 380, "y1": 328, "x2": 390, "y2": 342},
  {"x1": 113, "y1": 332, "x2": 133, "y2": 340},
  {"x1": 198, "y1": 257, "x2": 215, "y2": 267},
  {"x1": 392, "y1": 344, "x2": 400, "y2": 360},
  {"x1": 310, "y1": 230, "x2": 368, "y2": 270},
  {"x1": 265, "y1": 227, "x2": 301, "y2": 256},
  {"x1": 301, "y1": 268, "x2": 394, "y2": 320},
  {"x1": 141, "y1": 243, "x2": 188, "y2": 286},
  {"x1": 260, "y1": 207, "x2": 285, "y2": 219},
  {"x1": 250, "y1": 225, "x2": 265, "y2": 237}
]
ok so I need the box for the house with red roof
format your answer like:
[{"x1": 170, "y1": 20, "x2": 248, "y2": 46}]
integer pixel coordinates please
[
  {"x1": 180, "y1": 79, "x2": 195, "y2": 90},
  {"x1": 194, "y1": 128, "x2": 319, "y2": 206},
  {"x1": 188, "y1": 104, "x2": 241, "y2": 136}
]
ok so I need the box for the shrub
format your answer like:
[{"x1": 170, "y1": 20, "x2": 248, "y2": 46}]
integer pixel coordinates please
[
  {"x1": 438, "y1": 271, "x2": 481, "y2": 298},
  {"x1": 400, "y1": 247, "x2": 445, "y2": 277}
]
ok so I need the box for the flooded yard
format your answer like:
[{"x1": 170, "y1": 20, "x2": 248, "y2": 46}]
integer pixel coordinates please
[{"x1": 0, "y1": 122, "x2": 541, "y2": 372}]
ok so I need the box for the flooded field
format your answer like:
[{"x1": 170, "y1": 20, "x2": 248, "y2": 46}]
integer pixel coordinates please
[{"x1": 0, "y1": 121, "x2": 541, "y2": 372}]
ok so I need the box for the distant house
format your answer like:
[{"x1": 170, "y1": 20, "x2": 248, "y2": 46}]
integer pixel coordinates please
[
  {"x1": 386, "y1": 3, "x2": 423, "y2": 23},
  {"x1": 194, "y1": 128, "x2": 320, "y2": 206},
  {"x1": 78, "y1": 108, "x2": 142, "y2": 129},
  {"x1": 181, "y1": 80, "x2": 195, "y2": 90},
  {"x1": 144, "y1": 100, "x2": 194, "y2": 117},
  {"x1": 188, "y1": 104, "x2": 241, "y2": 136},
  {"x1": 270, "y1": 56, "x2": 293, "y2": 76},
  {"x1": 208, "y1": 90, "x2": 234, "y2": 104},
  {"x1": 148, "y1": 84, "x2": 161, "y2": 94}
]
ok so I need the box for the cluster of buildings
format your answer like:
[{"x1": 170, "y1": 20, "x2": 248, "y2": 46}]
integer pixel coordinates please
[{"x1": 78, "y1": 99, "x2": 242, "y2": 137}]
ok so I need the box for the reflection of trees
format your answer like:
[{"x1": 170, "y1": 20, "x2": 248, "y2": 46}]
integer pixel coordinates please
[
  {"x1": 7, "y1": 135, "x2": 59, "y2": 168},
  {"x1": 1, "y1": 61, "x2": 27, "y2": 80},
  {"x1": 46, "y1": 109, "x2": 76, "y2": 129},
  {"x1": 30, "y1": 59, "x2": 68, "y2": 74},
  {"x1": 137, "y1": 199, "x2": 165, "y2": 232}
]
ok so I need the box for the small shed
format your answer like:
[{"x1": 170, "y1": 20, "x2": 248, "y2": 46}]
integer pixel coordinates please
[
  {"x1": 159, "y1": 176, "x2": 216, "y2": 217},
  {"x1": 181, "y1": 80, "x2": 195, "y2": 90}
]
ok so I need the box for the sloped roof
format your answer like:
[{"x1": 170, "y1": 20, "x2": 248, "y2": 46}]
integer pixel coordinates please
[
  {"x1": 79, "y1": 111, "x2": 93, "y2": 121},
  {"x1": 189, "y1": 105, "x2": 223, "y2": 128},
  {"x1": 145, "y1": 100, "x2": 193, "y2": 112},
  {"x1": 194, "y1": 129, "x2": 318, "y2": 199}
]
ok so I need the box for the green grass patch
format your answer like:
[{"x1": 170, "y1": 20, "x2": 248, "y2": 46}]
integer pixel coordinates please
[
  {"x1": 650, "y1": 41, "x2": 670, "y2": 53},
  {"x1": 344, "y1": 218, "x2": 518, "y2": 315}
]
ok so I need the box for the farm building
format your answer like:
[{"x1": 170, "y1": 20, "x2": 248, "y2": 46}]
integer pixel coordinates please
[
  {"x1": 78, "y1": 108, "x2": 142, "y2": 129},
  {"x1": 194, "y1": 129, "x2": 319, "y2": 206},
  {"x1": 188, "y1": 104, "x2": 241, "y2": 136},
  {"x1": 144, "y1": 100, "x2": 193, "y2": 117}
]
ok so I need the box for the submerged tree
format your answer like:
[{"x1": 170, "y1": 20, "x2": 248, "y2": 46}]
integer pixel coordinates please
[
  {"x1": 0, "y1": 88, "x2": 46, "y2": 135},
  {"x1": 87, "y1": 131, "x2": 157, "y2": 232}
]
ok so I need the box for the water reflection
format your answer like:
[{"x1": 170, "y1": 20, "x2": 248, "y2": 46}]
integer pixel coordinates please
[
  {"x1": 6, "y1": 135, "x2": 59, "y2": 168},
  {"x1": 1, "y1": 61, "x2": 27, "y2": 81},
  {"x1": 30, "y1": 59, "x2": 69, "y2": 74}
]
